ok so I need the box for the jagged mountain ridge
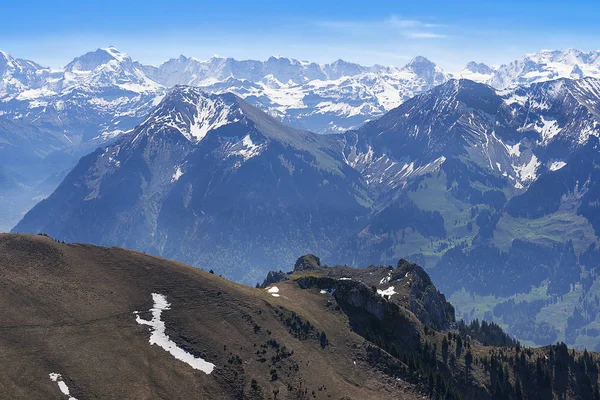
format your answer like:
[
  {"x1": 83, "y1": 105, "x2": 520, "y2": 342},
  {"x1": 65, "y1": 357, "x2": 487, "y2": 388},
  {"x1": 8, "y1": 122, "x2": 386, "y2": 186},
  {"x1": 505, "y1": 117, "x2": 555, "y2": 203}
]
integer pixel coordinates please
[
  {"x1": 138, "y1": 52, "x2": 451, "y2": 134},
  {"x1": 0, "y1": 47, "x2": 451, "y2": 231},
  {"x1": 342, "y1": 77, "x2": 600, "y2": 201},
  {"x1": 3, "y1": 46, "x2": 600, "y2": 145},
  {"x1": 0, "y1": 47, "x2": 450, "y2": 140}
]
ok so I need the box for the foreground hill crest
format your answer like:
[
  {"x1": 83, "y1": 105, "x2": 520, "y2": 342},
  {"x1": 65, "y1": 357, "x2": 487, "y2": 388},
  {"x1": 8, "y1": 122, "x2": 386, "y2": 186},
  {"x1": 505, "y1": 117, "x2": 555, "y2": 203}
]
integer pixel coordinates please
[{"x1": 3, "y1": 233, "x2": 600, "y2": 400}]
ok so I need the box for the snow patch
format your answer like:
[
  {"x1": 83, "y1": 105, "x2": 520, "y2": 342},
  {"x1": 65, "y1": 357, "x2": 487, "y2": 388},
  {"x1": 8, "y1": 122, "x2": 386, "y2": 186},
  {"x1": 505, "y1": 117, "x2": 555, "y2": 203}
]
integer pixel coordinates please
[
  {"x1": 513, "y1": 154, "x2": 540, "y2": 183},
  {"x1": 134, "y1": 293, "x2": 215, "y2": 374},
  {"x1": 549, "y1": 161, "x2": 567, "y2": 171},
  {"x1": 267, "y1": 286, "x2": 280, "y2": 297},
  {"x1": 229, "y1": 135, "x2": 264, "y2": 161},
  {"x1": 171, "y1": 166, "x2": 184, "y2": 182},
  {"x1": 377, "y1": 286, "x2": 397, "y2": 297},
  {"x1": 506, "y1": 142, "x2": 521, "y2": 157},
  {"x1": 49, "y1": 373, "x2": 77, "y2": 400},
  {"x1": 379, "y1": 271, "x2": 392, "y2": 285},
  {"x1": 537, "y1": 116, "x2": 561, "y2": 143}
]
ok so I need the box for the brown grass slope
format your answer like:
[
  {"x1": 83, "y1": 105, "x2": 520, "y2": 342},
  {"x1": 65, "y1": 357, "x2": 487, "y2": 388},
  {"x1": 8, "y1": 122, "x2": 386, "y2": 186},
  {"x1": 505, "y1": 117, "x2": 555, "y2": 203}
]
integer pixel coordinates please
[{"x1": 0, "y1": 234, "x2": 422, "y2": 400}]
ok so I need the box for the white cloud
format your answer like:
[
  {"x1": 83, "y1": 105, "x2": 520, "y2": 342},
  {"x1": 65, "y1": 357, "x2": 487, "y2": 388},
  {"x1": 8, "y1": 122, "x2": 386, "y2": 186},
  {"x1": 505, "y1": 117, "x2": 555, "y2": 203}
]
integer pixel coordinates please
[
  {"x1": 315, "y1": 15, "x2": 447, "y2": 40},
  {"x1": 406, "y1": 32, "x2": 447, "y2": 39}
]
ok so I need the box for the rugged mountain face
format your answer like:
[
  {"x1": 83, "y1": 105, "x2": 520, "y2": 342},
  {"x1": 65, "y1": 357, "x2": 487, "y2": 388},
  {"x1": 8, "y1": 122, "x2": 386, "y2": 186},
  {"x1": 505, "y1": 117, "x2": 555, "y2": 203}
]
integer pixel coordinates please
[
  {"x1": 336, "y1": 77, "x2": 600, "y2": 349},
  {"x1": 0, "y1": 51, "x2": 48, "y2": 97},
  {"x1": 0, "y1": 48, "x2": 450, "y2": 231},
  {"x1": 6, "y1": 46, "x2": 600, "y2": 234},
  {"x1": 341, "y1": 77, "x2": 600, "y2": 202},
  {"x1": 3, "y1": 233, "x2": 600, "y2": 400},
  {"x1": 264, "y1": 256, "x2": 456, "y2": 331},
  {"x1": 13, "y1": 86, "x2": 371, "y2": 283}
]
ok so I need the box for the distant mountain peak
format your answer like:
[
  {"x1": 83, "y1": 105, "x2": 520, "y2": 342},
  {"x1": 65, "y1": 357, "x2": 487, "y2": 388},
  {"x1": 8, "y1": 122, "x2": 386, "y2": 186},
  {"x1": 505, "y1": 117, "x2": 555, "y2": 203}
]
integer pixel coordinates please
[
  {"x1": 405, "y1": 56, "x2": 436, "y2": 72},
  {"x1": 489, "y1": 48, "x2": 600, "y2": 89},
  {"x1": 65, "y1": 47, "x2": 131, "y2": 72},
  {"x1": 464, "y1": 61, "x2": 493, "y2": 75}
]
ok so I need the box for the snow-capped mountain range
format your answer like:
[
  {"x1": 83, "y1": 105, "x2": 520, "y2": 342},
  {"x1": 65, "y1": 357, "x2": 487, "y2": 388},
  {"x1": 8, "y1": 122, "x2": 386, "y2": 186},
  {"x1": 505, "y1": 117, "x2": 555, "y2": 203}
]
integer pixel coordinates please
[
  {"x1": 4, "y1": 46, "x2": 600, "y2": 144},
  {"x1": 0, "y1": 47, "x2": 163, "y2": 147},
  {"x1": 8, "y1": 46, "x2": 600, "y2": 350},
  {"x1": 488, "y1": 49, "x2": 600, "y2": 89}
]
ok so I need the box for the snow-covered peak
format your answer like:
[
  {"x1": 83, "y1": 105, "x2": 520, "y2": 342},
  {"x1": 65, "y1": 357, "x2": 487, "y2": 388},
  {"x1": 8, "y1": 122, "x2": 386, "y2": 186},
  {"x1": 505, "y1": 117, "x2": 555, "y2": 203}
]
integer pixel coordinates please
[
  {"x1": 465, "y1": 61, "x2": 494, "y2": 75},
  {"x1": 323, "y1": 59, "x2": 365, "y2": 79},
  {"x1": 65, "y1": 47, "x2": 126, "y2": 72},
  {"x1": 103, "y1": 46, "x2": 127, "y2": 62},
  {"x1": 59, "y1": 47, "x2": 161, "y2": 93},
  {"x1": 400, "y1": 56, "x2": 448, "y2": 86},
  {"x1": 135, "y1": 86, "x2": 244, "y2": 143},
  {"x1": 405, "y1": 56, "x2": 436, "y2": 71},
  {"x1": 457, "y1": 61, "x2": 495, "y2": 83},
  {"x1": 0, "y1": 50, "x2": 50, "y2": 97},
  {"x1": 0, "y1": 50, "x2": 13, "y2": 65}
]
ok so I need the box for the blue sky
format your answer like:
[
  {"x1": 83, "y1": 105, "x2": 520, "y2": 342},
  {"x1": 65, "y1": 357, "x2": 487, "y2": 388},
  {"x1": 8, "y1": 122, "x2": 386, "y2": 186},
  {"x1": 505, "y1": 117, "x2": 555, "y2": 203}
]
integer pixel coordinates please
[{"x1": 3, "y1": 0, "x2": 600, "y2": 72}]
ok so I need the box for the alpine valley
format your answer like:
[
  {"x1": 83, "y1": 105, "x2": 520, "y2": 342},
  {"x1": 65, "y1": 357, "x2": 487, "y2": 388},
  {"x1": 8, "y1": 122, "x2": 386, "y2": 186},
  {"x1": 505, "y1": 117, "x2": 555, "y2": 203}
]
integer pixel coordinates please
[{"x1": 8, "y1": 46, "x2": 600, "y2": 354}]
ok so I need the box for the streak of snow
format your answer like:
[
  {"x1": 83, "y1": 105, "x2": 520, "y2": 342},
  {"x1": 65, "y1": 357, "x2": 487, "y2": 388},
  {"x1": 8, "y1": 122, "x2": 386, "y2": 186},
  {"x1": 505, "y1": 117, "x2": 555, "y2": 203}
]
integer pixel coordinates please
[{"x1": 134, "y1": 293, "x2": 215, "y2": 374}]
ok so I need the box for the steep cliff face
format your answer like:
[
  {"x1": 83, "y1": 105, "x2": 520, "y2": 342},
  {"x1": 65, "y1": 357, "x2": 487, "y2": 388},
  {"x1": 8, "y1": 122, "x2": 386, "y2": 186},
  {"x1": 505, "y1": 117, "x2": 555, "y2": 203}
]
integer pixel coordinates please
[
  {"x1": 395, "y1": 259, "x2": 456, "y2": 331},
  {"x1": 269, "y1": 255, "x2": 455, "y2": 331}
]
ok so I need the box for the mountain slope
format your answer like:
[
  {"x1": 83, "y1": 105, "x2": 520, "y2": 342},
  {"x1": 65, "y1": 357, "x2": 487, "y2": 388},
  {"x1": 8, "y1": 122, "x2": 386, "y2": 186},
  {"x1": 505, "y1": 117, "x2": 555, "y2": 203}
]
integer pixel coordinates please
[
  {"x1": 3, "y1": 234, "x2": 600, "y2": 399},
  {"x1": 13, "y1": 87, "x2": 371, "y2": 283},
  {"x1": 0, "y1": 234, "x2": 426, "y2": 399},
  {"x1": 333, "y1": 77, "x2": 600, "y2": 349}
]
